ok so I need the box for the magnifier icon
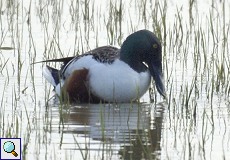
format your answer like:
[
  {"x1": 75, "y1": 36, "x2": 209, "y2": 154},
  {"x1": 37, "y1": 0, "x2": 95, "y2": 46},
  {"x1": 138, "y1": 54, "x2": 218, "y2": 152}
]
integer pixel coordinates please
[{"x1": 3, "y1": 141, "x2": 18, "y2": 157}]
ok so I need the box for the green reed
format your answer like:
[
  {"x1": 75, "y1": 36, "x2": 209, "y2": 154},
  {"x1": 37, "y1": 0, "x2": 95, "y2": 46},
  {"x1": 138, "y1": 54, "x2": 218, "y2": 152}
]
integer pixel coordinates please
[{"x1": 0, "y1": 0, "x2": 229, "y2": 159}]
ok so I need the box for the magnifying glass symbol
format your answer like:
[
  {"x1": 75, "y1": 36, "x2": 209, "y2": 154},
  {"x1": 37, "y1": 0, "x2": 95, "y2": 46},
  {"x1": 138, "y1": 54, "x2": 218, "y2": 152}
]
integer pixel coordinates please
[{"x1": 3, "y1": 141, "x2": 18, "y2": 157}]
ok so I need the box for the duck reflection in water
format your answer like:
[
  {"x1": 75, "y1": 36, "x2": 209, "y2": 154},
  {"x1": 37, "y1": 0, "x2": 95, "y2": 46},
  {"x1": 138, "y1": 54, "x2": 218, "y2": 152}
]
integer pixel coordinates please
[{"x1": 60, "y1": 103, "x2": 165, "y2": 159}]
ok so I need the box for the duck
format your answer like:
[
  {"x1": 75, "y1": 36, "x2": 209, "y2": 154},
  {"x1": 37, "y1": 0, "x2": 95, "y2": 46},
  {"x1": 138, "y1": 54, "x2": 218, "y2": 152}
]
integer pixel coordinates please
[{"x1": 42, "y1": 29, "x2": 166, "y2": 103}]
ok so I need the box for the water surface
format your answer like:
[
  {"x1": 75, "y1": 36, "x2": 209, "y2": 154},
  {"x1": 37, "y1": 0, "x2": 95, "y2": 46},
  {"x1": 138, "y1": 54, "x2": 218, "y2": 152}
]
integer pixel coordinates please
[{"x1": 0, "y1": 0, "x2": 229, "y2": 159}]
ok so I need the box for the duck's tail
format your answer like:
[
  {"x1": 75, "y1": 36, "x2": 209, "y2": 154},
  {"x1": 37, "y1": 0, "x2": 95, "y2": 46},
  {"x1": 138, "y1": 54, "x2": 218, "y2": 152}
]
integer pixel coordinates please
[{"x1": 43, "y1": 65, "x2": 60, "y2": 87}]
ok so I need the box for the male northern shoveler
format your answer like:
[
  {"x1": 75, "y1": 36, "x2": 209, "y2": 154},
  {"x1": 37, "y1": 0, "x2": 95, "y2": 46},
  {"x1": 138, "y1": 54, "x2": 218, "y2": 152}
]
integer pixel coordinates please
[{"x1": 43, "y1": 30, "x2": 166, "y2": 103}]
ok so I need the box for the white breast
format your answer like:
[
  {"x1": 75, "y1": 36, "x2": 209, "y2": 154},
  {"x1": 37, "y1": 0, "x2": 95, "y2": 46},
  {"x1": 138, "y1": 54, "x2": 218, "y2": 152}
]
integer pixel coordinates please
[{"x1": 63, "y1": 56, "x2": 151, "y2": 102}]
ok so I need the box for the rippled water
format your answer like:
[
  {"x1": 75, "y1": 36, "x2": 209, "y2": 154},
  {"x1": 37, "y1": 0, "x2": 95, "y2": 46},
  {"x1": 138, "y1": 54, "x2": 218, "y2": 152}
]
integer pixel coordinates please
[{"x1": 0, "y1": 0, "x2": 230, "y2": 159}]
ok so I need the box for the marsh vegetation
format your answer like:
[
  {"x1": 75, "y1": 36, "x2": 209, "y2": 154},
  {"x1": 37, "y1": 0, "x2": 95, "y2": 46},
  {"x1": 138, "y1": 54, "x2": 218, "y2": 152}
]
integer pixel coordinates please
[{"x1": 0, "y1": 0, "x2": 229, "y2": 159}]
